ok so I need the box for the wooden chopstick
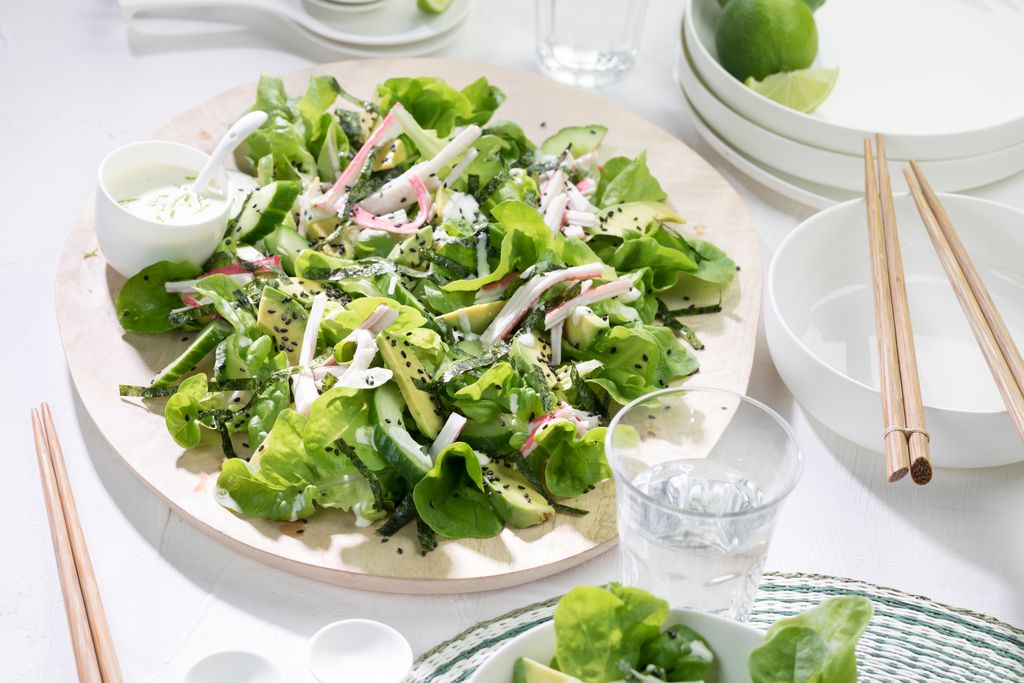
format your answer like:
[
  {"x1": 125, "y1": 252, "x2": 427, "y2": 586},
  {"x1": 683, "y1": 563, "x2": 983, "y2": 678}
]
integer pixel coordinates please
[
  {"x1": 876, "y1": 137, "x2": 932, "y2": 484},
  {"x1": 904, "y1": 166, "x2": 1024, "y2": 443},
  {"x1": 40, "y1": 404, "x2": 124, "y2": 683},
  {"x1": 31, "y1": 407, "x2": 103, "y2": 683},
  {"x1": 863, "y1": 139, "x2": 910, "y2": 482}
]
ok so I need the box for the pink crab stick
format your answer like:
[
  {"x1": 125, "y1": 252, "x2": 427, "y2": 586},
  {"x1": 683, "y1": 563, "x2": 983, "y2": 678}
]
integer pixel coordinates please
[{"x1": 314, "y1": 104, "x2": 405, "y2": 212}]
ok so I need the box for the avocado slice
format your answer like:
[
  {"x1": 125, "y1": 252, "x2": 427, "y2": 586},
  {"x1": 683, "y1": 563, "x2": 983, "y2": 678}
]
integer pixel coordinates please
[
  {"x1": 438, "y1": 300, "x2": 507, "y2": 335},
  {"x1": 513, "y1": 657, "x2": 582, "y2": 683},
  {"x1": 390, "y1": 226, "x2": 433, "y2": 271},
  {"x1": 377, "y1": 332, "x2": 443, "y2": 439},
  {"x1": 564, "y1": 308, "x2": 608, "y2": 350},
  {"x1": 594, "y1": 201, "x2": 683, "y2": 238},
  {"x1": 274, "y1": 277, "x2": 342, "y2": 306},
  {"x1": 511, "y1": 334, "x2": 559, "y2": 388},
  {"x1": 256, "y1": 286, "x2": 308, "y2": 365},
  {"x1": 372, "y1": 138, "x2": 410, "y2": 170},
  {"x1": 539, "y1": 124, "x2": 608, "y2": 157},
  {"x1": 483, "y1": 462, "x2": 555, "y2": 528}
]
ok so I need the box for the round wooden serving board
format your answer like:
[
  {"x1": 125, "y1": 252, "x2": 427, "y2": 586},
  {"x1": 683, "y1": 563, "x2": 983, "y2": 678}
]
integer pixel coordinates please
[{"x1": 56, "y1": 58, "x2": 761, "y2": 593}]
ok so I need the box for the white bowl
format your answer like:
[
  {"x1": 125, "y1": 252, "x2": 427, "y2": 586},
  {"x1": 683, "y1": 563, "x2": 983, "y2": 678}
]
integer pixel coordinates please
[
  {"x1": 307, "y1": 619, "x2": 413, "y2": 683},
  {"x1": 684, "y1": 0, "x2": 1024, "y2": 160},
  {"x1": 184, "y1": 651, "x2": 283, "y2": 683},
  {"x1": 677, "y1": 30, "x2": 1024, "y2": 194},
  {"x1": 467, "y1": 609, "x2": 763, "y2": 683},
  {"x1": 766, "y1": 193, "x2": 1024, "y2": 468},
  {"x1": 96, "y1": 140, "x2": 231, "y2": 277}
]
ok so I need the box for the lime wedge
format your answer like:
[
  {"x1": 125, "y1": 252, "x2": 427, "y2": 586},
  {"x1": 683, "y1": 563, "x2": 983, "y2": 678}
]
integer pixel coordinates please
[
  {"x1": 745, "y1": 67, "x2": 839, "y2": 113},
  {"x1": 417, "y1": 0, "x2": 452, "y2": 13}
]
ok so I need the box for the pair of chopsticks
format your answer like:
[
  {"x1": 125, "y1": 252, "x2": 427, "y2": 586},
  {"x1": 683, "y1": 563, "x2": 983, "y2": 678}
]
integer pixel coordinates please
[
  {"x1": 865, "y1": 136, "x2": 1024, "y2": 483},
  {"x1": 864, "y1": 136, "x2": 931, "y2": 484},
  {"x1": 31, "y1": 403, "x2": 123, "y2": 683}
]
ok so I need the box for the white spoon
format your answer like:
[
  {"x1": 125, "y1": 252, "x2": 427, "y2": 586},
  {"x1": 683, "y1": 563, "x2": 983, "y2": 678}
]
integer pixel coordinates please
[
  {"x1": 184, "y1": 650, "x2": 283, "y2": 683},
  {"x1": 192, "y1": 110, "x2": 268, "y2": 197},
  {"x1": 307, "y1": 619, "x2": 413, "y2": 683}
]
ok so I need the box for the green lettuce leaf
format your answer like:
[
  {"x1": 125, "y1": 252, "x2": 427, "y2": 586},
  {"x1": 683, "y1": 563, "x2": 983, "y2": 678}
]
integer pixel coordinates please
[
  {"x1": 449, "y1": 362, "x2": 544, "y2": 425},
  {"x1": 553, "y1": 584, "x2": 669, "y2": 682},
  {"x1": 442, "y1": 201, "x2": 554, "y2": 291},
  {"x1": 748, "y1": 596, "x2": 873, "y2": 683},
  {"x1": 412, "y1": 442, "x2": 503, "y2": 539},
  {"x1": 377, "y1": 76, "x2": 503, "y2": 138},
  {"x1": 303, "y1": 385, "x2": 370, "y2": 467},
  {"x1": 583, "y1": 323, "x2": 699, "y2": 404},
  {"x1": 638, "y1": 624, "x2": 717, "y2": 682},
  {"x1": 647, "y1": 222, "x2": 736, "y2": 285},
  {"x1": 598, "y1": 151, "x2": 666, "y2": 208},
  {"x1": 115, "y1": 260, "x2": 202, "y2": 333},
  {"x1": 528, "y1": 421, "x2": 610, "y2": 498},
  {"x1": 164, "y1": 373, "x2": 215, "y2": 448}
]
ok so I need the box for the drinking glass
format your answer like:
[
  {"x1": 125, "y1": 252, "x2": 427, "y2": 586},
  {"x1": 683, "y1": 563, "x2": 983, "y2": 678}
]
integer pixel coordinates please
[
  {"x1": 535, "y1": 0, "x2": 650, "y2": 88},
  {"x1": 605, "y1": 387, "x2": 802, "y2": 621}
]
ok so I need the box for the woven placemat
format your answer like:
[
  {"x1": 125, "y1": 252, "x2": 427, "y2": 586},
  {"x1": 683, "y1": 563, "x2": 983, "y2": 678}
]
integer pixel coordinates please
[{"x1": 410, "y1": 572, "x2": 1024, "y2": 683}]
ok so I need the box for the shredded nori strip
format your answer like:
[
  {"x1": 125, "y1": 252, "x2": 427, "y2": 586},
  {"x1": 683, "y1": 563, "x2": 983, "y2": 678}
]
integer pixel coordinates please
[
  {"x1": 439, "y1": 342, "x2": 510, "y2": 384},
  {"x1": 509, "y1": 453, "x2": 588, "y2": 517},
  {"x1": 336, "y1": 109, "x2": 366, "y2": 148},
  {"x1": 513, "y1": 354, "x2": 555, "y2": 412},
  {"x1": 416, "y1": 517, "x2": 437, "y2": 554},
  {"x1": 518, "y1": 307, "x2": 545, "y2": 334},
  {"x1": 424, "y1": 316, "x2": 456, "y2": 346},
  {"x1": 304, "y1": 258, "x2": 429, "y2": 282},
  {"x1": 342, "y1": 441, "x2": 386, "y2": 512},
  {"x1": 214, "y1": 415, "x2": 238, "y2": 459},
  {"x1": 119, "y1": 367, "x2": 302, "y2": 399},
  {"x1": 665, "y1": 302, "x2": 722, "y2": 317},
  {"x1": 466, "y1": 173, "x2": 480, "y2": 197},
  {"x1": 168, "y1": 304, "x2": 217, "y2": 327},
  {"x1": 569, "y1": 364, "x2": 604, "y2": 415},
  {"x1": 656, "y1": 300, "x2": 706, "y2": 349},
  {"x1": 376, "y1": 493, "x2": 417, "y2": 537}
]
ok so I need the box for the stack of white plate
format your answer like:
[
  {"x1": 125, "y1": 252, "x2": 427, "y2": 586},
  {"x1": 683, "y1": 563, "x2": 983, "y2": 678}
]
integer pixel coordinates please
[
  {"x1": 676, "y1": 0, "x2": 1024, "y2": 209},
  {"x1": 121, "y1": 0, "x2": 471, "y2": 57}
]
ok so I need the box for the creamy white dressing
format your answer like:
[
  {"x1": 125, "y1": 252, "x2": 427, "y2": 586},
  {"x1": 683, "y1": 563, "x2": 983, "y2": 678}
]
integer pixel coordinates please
[
  {"x1": 441, "y1": 191, "x2": 480, "y2": 223},
  {"x1": 114, "y1": 165, "x2": 227, "y2": 225}
]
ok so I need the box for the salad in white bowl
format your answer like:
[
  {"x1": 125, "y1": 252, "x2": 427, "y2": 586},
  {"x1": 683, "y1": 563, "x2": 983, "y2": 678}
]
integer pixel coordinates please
[
  {"x1": 468, "y1": 584, "x2": 872, "y2": 683},
  {"x1": 115, "y1": 73, "x2": 736, "y2": 552}
]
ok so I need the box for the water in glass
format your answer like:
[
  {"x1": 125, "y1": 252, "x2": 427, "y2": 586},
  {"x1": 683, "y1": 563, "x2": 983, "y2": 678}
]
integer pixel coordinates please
[{"x1": 535, "y1": 0, "x2": 649, "y2": 87}]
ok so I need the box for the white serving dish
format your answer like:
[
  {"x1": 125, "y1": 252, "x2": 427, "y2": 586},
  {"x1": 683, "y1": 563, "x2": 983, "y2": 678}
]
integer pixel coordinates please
[
  {"x1": 677, "y1": 31, "x2": 1024, "y2": 194},
  {"x1": 184, "y1": 651, "x2": 283, "y2": 683},
  {"x1": 684, "y1": 0, "x2": 1024, "y2": 161},
  {"x1": 766, "y1": 193, "x2": 1024, "y2": 468},
  {"x1": 466, "y1": 609, "x2": 763, "y2": 683},
  {"x1": 95, "y1": 140, "x2": 231, "y2": 277},
  {"x1": 307, "y1": 619, "x2": 412, "y2": 683}
]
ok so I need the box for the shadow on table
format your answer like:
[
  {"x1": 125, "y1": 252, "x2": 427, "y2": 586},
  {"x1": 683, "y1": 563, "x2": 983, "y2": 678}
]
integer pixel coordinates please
[{"x1": 805, "y1": 410, "x2": 1024, "y2": 618}]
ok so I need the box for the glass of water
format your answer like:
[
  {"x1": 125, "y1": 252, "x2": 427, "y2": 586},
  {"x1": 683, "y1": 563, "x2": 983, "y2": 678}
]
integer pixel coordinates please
[
  {"x1": 535, "y1": 0, "x2": 650, "y2": 88},
  {"x1": 606, "y1": 387, "x2": 802, "y2": 621}
]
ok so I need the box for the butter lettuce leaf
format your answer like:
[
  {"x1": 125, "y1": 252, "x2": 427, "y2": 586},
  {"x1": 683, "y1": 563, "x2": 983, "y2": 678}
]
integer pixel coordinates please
[
  {"x1": 598, "y1": 151, "x2": 666, "y2": 208},
  {"x1": 115, "y1": 260, "x2": 202, "y2": 333},
  {"x1": 581, "y1": 323, "x2": 699, "y2": 404},
  {"x1": 528, "y1": 421, "x2": 610, "y2": 498},
  {"x1": 749, "y1": 596, "x2": 873, "y2": 683},
  {"x1": 412, "y1": 442, "x2": 503, "y2": 539},
  {"x1": 553, "y1": 584, "x2": 669, "y2": 682}
]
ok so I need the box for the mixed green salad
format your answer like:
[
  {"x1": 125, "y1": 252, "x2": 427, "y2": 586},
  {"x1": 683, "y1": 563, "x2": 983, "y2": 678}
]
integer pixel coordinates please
[
  {"x1": 513, "y1": 585, "x2": 872, "y2": 683},
  {"x1": 116, "y1": 73, "x2": 736, "y2": 551}
]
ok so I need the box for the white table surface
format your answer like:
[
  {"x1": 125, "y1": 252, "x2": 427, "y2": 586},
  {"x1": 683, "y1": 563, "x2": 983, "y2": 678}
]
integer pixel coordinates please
[{"x1": 3, "y1": 1, "x2": 1022, "y2": 681}]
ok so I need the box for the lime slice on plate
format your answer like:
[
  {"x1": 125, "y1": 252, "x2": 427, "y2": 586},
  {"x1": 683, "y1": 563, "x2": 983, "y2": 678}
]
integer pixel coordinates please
[
  {"x1": 745, "y1": 67, "x2": 839, "y2": 113},
  {"x1": 417, "y1": 0, "x2": 452, "y2": 13}
]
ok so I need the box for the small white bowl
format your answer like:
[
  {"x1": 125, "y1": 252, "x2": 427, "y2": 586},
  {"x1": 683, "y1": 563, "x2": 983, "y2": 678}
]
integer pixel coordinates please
[
  {"x1": 677, "y1": 32, "x2": 1024, "y2": 194},
  {"x1": 184, "y1": 650, "x2": 283, "y2": 683},
  {"x1": 766, "y1": 193, "x2": 1024, "y2": 468},
  {"x1": 467, "y1": 609, "x2": 763, "y2": 683},
  {"x1": 96, "y1": 140, "x2": 231, "y2": 277},
  {"x1": 307, "y1": 619, "x2": 413, "y2": 683}
]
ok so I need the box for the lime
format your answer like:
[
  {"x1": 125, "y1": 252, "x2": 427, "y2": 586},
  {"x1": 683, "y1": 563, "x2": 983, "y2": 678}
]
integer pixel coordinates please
[
  {"x1": 714, "y1": 0, "x2": 818, "y2": 82},
  {"x1": 745, "y1": 67, "x2": 838, "y2": 113},
  {"x1": 417, "y1": 0, "x2": 451, "y2": 13}
]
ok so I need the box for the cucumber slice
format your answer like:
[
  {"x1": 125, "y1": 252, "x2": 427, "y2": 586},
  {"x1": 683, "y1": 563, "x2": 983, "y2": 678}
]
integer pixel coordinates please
[
  {"x1": 152, "y1": 320, "x2": 231, "y2": 387},
  {"x1": 261, "y1": 225, "x2": 310, "y2": 276},
  {"x1": 539, "y1": 125, "x2": 608, "y2": 157},
  {"x1": 230, "y1": 180, "x2": 301, "y2": 244},
  {"x1": 370, "y1": 382, "x2": 407, "y2": 429},
  {"x1": 372, "y1": 424, "x2": 432, "y2": 485}
]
